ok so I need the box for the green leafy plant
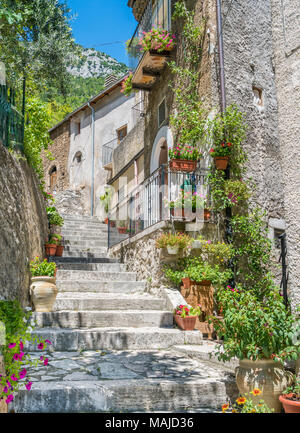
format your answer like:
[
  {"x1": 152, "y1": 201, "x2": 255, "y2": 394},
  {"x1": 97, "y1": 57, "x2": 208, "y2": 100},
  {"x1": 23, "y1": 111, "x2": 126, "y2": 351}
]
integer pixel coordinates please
[
  {"x1": 139, "y1": 27, "x2": 176, "y2": 52},
  {"x1": 30, "y1": 257, "x2": 56, "y2": 277},
  {"x1": 0, "y1": 300, "x2": 51, "y2": 405},
  {"x1": 46, "y1": 206, "x2": 64, "y2": 227},
  {"x1": 174, "y1": 304, "x2": 202, "y2": 318},
  {"x1": 169, "y1": 144, "x2": 202, "y2": 161},
  {"x1": 282, "y1": 377, "x2": 300, "y2": 401},
  {"x1": 48, "y1": 234, "x2": 62, "y2": 246},
  {"x1": 100, "y1": 187, "x2": 113, "y2": 215},
  {"x1": 193, "y1": 237, "x2": 234, "y2": 263},
  {"x1": 121, "y1": 73, "x2": 134, "y2": 97},
  {"x1": 156, "y1": 232, "x2": 192, "y2": 250},
  {"x1": 210, "y1": 288, "x2": 297, "y2": 362},
  {"x1": 222, "y1": 389, "x2": 274, "y2": 413}
]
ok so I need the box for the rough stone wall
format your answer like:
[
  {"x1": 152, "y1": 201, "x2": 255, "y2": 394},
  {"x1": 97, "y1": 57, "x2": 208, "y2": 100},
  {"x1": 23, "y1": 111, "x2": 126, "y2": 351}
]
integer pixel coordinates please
[
  {"x1": 271, "y1": 0, "x2": 300, "y2": 309},
  {"x1": 210, "y1": 0, "x2": 285, "y2": 219},
  {"x1": 0, "y1": 145, "x2": 48, "y2": 306},
  {"x1": 42, "y1": 120, "x2": 70, "y2": 193}
]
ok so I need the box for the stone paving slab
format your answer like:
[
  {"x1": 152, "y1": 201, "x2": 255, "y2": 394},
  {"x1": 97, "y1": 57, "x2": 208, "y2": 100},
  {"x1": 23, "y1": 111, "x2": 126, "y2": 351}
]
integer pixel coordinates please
[{"x1": 12, "y1": 349, "x2": 236, "y2": 413}]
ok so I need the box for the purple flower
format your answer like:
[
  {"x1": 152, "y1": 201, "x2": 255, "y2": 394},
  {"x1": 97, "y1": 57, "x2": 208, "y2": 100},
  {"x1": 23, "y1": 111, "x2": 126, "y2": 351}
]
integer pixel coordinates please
[{"x1": 3, "y1": 386, "x2": 8, "y2": 394}]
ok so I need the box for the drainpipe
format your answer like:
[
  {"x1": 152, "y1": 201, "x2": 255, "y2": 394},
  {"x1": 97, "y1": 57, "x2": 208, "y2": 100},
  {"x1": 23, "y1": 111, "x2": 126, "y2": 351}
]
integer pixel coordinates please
[
  {"x1": 216, "y1": 0, "x2": 235, "y2": 286},
  {"x1": 88, "y1": 102, "x2": 95, "y2": 216},
  {"x1": 216, "y1": 0, "x2": 226, "y2": 113}
]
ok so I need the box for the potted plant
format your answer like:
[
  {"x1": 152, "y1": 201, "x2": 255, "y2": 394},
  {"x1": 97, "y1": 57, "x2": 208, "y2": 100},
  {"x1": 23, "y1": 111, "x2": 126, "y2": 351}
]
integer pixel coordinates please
[
  {"x1": 117, "y1": 221, "x2": 128, "y2": 234},
  {"x1": 100, "y1": 187, "x2": 112, "y2": 224},
  {"x1": 209, "y1": 143, "x2": 232, "y2": 170},
  {"x1": 210, "y1": 289, "x2": 295, "y2": 412},
  {"x1": 174, "y1": 304, "x2": 202, "y2": 331},
  {"x1": 140, "y1": 28, "x2": 176, "y2": 53},
  {"x1": 50, "y1": 234, "x2": 64, "y2": 257},
  {"x1": 279, "y1": 377, "x2": 300, "y2": 413},
  {"x1": 29, "y1": 257, "x2": 58, "y2": 313},
  {"x1": 46, "y1": 206, "x2": 64, "y2": 234},
  {"x1": 169, "y1": 144, "x2": 202, "y2": 172},
  {"x1": 156, "y1": 232, "x2": 192, "y2": 255},
  {"x1": 44, "y1": 236, "x2": 57, "y2": 257}
]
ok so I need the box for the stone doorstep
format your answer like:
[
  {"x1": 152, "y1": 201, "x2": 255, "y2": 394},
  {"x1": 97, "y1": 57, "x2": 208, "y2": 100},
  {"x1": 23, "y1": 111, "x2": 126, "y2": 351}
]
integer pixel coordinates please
[
  {"x1": 27, "y1": 327, "x2": 203, "y2": 351},
  {"x1": 50, "y1": 257, "x2": 120, "y2": 264},
  {"x1": 56, "y1": 270, "x2": 137, "y2": 282},
  {"x1": 54, "y1": 263, "x2": 126, "y2": 272}
]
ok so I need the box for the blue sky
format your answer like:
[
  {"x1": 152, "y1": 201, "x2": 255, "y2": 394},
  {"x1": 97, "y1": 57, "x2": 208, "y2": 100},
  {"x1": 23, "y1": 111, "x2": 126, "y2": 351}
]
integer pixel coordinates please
[{"x1": 66, "y1": 0, "x2": 138, "y2": 65}]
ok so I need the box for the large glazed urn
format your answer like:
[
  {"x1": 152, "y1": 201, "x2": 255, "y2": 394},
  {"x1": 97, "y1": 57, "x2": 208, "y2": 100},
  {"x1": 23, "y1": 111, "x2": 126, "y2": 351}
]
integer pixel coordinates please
[
  {"x1": 30, "y1": 277, "x2": 58, "y2": 312},
  {"x1": 235, "y1": 359, "x2": 294, "y2": 413}
]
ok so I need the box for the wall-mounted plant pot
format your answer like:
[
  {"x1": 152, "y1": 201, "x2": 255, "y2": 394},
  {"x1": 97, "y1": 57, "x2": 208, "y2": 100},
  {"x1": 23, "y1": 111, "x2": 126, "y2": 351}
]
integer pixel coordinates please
[
  {"x1": 204, "y1": 209, "x2": 211, "y2": 221},
  {"x1": 45, "y1": 244, "x2": 57, "y2": 256},
  {"x1": 214, "y1": 156, "x2": 229, "y2": 170},
  {"x1": 167, "y1": 245, "x2": 179, "y2": 255},
  {"x1": 104, "y1": 218, "x2": 109, "y2": 225},
  {"x1": 55, "y1": 245, "x2": 64, "y2": 257},
  {"x1": 169, "y1": 159, "x2": 197, "y2": 173},
  {"x1": 174, "y1": 314, "x2": 197, "y2": 331},
  {"x1": 279, "y1": 395, "x2": 300, "y2": 413},
  {"x1": 118, "y1": 227, "x2": 127, "y2": 234}
]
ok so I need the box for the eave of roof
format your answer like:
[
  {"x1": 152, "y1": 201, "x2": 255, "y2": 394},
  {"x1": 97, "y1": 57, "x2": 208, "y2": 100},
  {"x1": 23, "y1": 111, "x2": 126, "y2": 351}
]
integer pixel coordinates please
[{"x1": 48, "y1": 75, "x2": 127, "y2": 133}]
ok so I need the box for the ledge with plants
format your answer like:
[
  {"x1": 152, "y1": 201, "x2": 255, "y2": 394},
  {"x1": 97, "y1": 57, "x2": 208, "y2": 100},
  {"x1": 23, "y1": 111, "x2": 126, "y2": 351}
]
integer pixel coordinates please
[
  {"x1": 156, "y1": 232, "x2": 192, "y2": 255},
  {"x1": 169, "y1": 144, "x2": 202, "y2": 172}
]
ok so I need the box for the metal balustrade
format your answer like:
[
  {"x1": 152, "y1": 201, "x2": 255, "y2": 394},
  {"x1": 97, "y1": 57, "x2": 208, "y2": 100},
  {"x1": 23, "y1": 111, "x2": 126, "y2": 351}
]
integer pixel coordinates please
[
  {"x1": 0, "y1": 84, "x2": 24, "y2": 151},
  {"x1": 102, "y1": 138, "x2": 119, "y2": 167},
  {"x1": 108, "y1": 164, "x2": 210, "y2": 248}
]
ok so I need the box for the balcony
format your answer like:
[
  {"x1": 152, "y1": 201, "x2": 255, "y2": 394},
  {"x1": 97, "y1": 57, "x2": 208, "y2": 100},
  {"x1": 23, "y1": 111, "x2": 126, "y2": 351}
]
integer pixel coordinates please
[
  {"x1": 0, "y1": 84, "x2": 24, "y2": 152},
  {"x1": 108, "y1": 165, "x2": 210, "y2": 248},
  {"x1": 128, "y1": 0, "x2": 172, "y2": 91},
  {"x1": 102, "y1": 138, "x2": 118, "y2": 169}
]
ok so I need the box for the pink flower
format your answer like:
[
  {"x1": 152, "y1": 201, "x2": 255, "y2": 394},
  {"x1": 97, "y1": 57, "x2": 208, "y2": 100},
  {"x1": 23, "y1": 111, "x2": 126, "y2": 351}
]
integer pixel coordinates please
[
  {"x1": 38, "y1": 343, "x2": 44, "y2": 350},
  {"x1": 8, "y1": 343, "x2": 16, "y2": 349},
  {"x1": 19, "y1": 351, "x2": 25, "y2": 361},
  {"x1": 45, "y1": 340, "x2": 52, "y2": 345},
  {"x1": 3, "y1": 386, "x2": 8, "y2": 394},
  {"x1": 10, "y1": 375, "x2": 18, "y2": 382},
  {"x1": 5, "y1": 395, "x2": 14, "y2": 404},
  {"x1": 6, "y1": 381, "x2": 12, "y2": 389},
  {"x1": 25, "y1": 382, "x2": 32, "y2": 391},
  {"x1": 19, "y1": 341, "x2": 24, "y2": 350},
  {"x1": 44, "y1": 358, "x2": 49, "y2": 366},
  {"x1": 13, "y1": 353, "x2": 19, "y2": 361},
  {"x1": 19, "y1": 369, "x2": 27, "y2": 379}
]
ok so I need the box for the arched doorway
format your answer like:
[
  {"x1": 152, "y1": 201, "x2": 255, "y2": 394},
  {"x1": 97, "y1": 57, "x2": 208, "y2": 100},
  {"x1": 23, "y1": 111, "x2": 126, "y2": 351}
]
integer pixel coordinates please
[
  {"x1": 150, "y1": 126, "x2": 173, "y2": 174},
  {"x1": 49, "y1": 166, "x2": 57, "y2": 192}
]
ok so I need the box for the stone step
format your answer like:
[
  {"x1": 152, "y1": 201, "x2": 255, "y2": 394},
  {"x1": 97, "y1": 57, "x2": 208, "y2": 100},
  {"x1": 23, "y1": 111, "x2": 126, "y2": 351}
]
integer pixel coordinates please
[
  {"x1": 55, "y1": 263, "x2": 126, "y2": 272},
  {"x1": 53, "y1": 293, "x2": 165, "y2": 311},
  {"x1": 61, "y1": 235, "x2": 108, "y2": 242},
  {"x1": 62, "y1": 250, "x2": 108, "y2": 258},
  {"x1": 56, "y1": 270, "x2": 136, "y2": 282},
  {"x1": 57, "y1": 280, "x2": 146, "y2": 293},
  {"x1": 33, "y1": 310, "x2": 174, "y2": 329},
  {"x1": 49, "y1": 257, "x2": 120, "y2": 265},
  {"x1": 64, "y1": 240, "x2": 107, "y2": 248},
  {"x1": 63, "y1": 221, "x2": 107, "y2": 229},
  {"x1": 27, "y1": 327, "x2": 203, "y2": 351},
  {"x1": 11, "y1": 350, "x2": 234, "y2": 413}
]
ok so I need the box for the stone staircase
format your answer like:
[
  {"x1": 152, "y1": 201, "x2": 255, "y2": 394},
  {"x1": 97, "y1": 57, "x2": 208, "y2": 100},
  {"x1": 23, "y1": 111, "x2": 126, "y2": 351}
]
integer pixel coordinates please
[{"x1": 11, "y1": 214, "x2": 236, "y2": 413}]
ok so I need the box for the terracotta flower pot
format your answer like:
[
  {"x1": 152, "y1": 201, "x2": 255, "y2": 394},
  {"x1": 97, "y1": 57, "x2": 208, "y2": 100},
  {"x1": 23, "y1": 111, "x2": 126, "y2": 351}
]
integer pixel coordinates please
[
  {"x1": 214, "y1": 156, "x2": 229, "y2": 170},
  {"x1": 169, "y1": 159, "x2": 197, "y2": 173},
  {"x1": 104, "y1": 218, "x2": 108, "y2": 225},
  {"x1": 182, "y1": 277, "x2": 192, "y2": 289},
  {"x1": 45, "y1": 244, "x2": 57, "y2": 256},
  {"x1": 55, "y1": 245, "x2": 64, "y2": 257},
  {"x1": 30, "y1": 276, "x2": 58, "y2": 313},
  {"x1": 204, "y1": 208, "x2": 211, "y2": 221},
  {"x1": 235, "y1": 359, "x2": 294, "y2": 413},
  {"x1": 174, "y1": 314, "x2": 197, "y2": 331},
  {"x1": 279, "y1": 394, "x2": 300, "y2": 413},
  {"x1": 118, "y1": 227, "x2": 127, "y2": 234}
]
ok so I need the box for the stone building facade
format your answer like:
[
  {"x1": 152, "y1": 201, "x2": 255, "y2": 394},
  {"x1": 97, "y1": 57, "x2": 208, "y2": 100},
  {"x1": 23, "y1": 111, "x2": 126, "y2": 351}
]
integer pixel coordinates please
[
  {"x1": 42, "y1": 76, "x2": 142, "y2": 218},
  {"x1": 109, "y1": 0, "x2": 299, "y2": 304}
]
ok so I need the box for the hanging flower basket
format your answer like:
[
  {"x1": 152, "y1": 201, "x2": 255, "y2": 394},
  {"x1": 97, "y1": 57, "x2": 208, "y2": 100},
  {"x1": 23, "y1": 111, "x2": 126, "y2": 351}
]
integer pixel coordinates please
[
  {"x1": 214, "y1": 156, "x2": 229, "y2": 170},
  {"x1": 169, "y1": 159, "x2": 197, "y2": 173}
]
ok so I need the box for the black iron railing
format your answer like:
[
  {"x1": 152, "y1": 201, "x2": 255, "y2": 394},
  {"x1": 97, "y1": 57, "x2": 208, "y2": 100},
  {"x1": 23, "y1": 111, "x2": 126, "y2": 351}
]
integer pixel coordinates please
[
  {"x1": 279, "y1": 232, "x2": 289, "y2": 308},
  {"x1": 0, "y1": 84, "x2": 24, "y2": 151},
  {"x1": 108, "y1": 165, "x2": 209, "y2": 248},
  {"x1": 127, "y1": 0, "x2": 172, "y2": 71}
]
